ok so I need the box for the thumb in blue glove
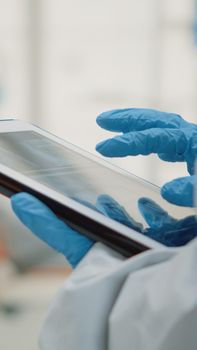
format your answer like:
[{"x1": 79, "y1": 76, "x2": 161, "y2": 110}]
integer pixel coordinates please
[
  {"x1": 161, "y1": 175, "x2": 197, "y2": 207},
  {"x1": 11, "y1": 193, "x2": 94, "y2": 268}
]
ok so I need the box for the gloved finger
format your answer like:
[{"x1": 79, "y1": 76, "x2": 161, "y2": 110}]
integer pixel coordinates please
[
  {"x1": 144, "y1": 225, "x2": 197, "y2": 247},
  {"x1": 96, "y1": 194, "x2": 143, "y2": 232},
  {"x1": 158, "y1": 153, "x2": 185, "y2": 162},
  {"x1": 138, "y1": 197, "x2": 176, "y2": 229},
  {"x1": 96, "y1": 108, "x2": 187, "y2": 133},
  {"x1": 96, "y1": 128, "x2": 188, "y2": 158},
  {"x1": 175, "y1": 215, "x2": 197, "y2": 229},
  {"x1": 187, "y1": 157, "x2": 195, "y2": 175},
  {"x1": 161, "y1": 176, "x2": 197, "y2": 207},
  {"x1": 73, "y1": 194, "x2": 143, "y2": 231},
  {"x1": 158, "y1": 154, "x2": 195, "y2": 175},
  {"x1": 11, "y1": 193, "x2": 94, "y2": 267}
]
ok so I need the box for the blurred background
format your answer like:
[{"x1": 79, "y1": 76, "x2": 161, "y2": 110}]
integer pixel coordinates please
[{"x1": 0, "y1": 0, "x2": 197, "y2": 348}]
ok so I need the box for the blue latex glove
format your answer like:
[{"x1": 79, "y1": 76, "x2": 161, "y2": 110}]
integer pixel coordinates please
[
  {"x1": 11, "y1": 191, "x2": 197, "y2": 270},
  {"x1": 98, "y1": 195, "x2": 197, "y2": 246},
  {"x1": 96, "y1": 108, "x2": 197, "y2": 207},
  {"x1": 138, "y1": 197, "x2": 197, "y2": 246},
  {"x1": 11, "y1": 193, "x2": 94, "y2": 268},
  {"x1": 11, "y1": 193, "x2": 143, "y2": 267}
]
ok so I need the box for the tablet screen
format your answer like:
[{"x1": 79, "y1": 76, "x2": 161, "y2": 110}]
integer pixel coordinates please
[{"x1": 0, "y1": 130, "x2": 196, "y2": 246}]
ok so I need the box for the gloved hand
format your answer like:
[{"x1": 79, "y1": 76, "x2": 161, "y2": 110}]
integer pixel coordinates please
[
  {"x1": 11, "y1": 193, "x2": 197, "y2": 267},
  {"x1": 96, "y1": 108, "x2": 197, "y2": 207},
  {"x1": 12, "y1": 191, "x2": 197, "y2": 269},
  {"x1": 138, "y1": 197, "x2": 197, "y2": 246},
  {"x1": 11, "y1": 193, "x2": 143, "y2": 268},
  {"x1": 11, "y1": 193, "x2": 94, "y2": 268}
]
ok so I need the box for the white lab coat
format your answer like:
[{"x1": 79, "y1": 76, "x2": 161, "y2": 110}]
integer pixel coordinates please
[{"x1": 40, "y1": 238, "x2": 197, "y2": 350}]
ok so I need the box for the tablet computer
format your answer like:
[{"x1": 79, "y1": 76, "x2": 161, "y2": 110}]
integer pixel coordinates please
[{"x1": 0, "y1": 118, "x2": 195, "y2": 257}]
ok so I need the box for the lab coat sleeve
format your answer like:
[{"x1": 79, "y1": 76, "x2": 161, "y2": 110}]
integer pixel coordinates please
[
  {"x1": 109, "y1": 237, "x2": 197, "y2": 350},
  {"x1": 39, "y1": 239, "x2": 197, "y2": 350}
]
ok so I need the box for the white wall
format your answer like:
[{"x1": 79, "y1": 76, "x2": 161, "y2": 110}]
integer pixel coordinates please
[{"x1": 0, "y1": 0, "x2": 196, "y2": 186}]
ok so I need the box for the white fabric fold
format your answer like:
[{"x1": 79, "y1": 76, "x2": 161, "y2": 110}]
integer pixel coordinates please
[{"x1": 39, "y1": 239, "x2": 197, "y2": 350}]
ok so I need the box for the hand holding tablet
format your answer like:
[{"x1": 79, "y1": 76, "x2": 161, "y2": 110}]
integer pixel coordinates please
[
  {"x1": 11, "y1": 192, "x2": 94, "y2": 268},
  {"x1": 0, "y1": 109, "x2": 196, "y2": 261},
  {"x1": 12, "y1": 191, "x2": 197, "y2": 267}
]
